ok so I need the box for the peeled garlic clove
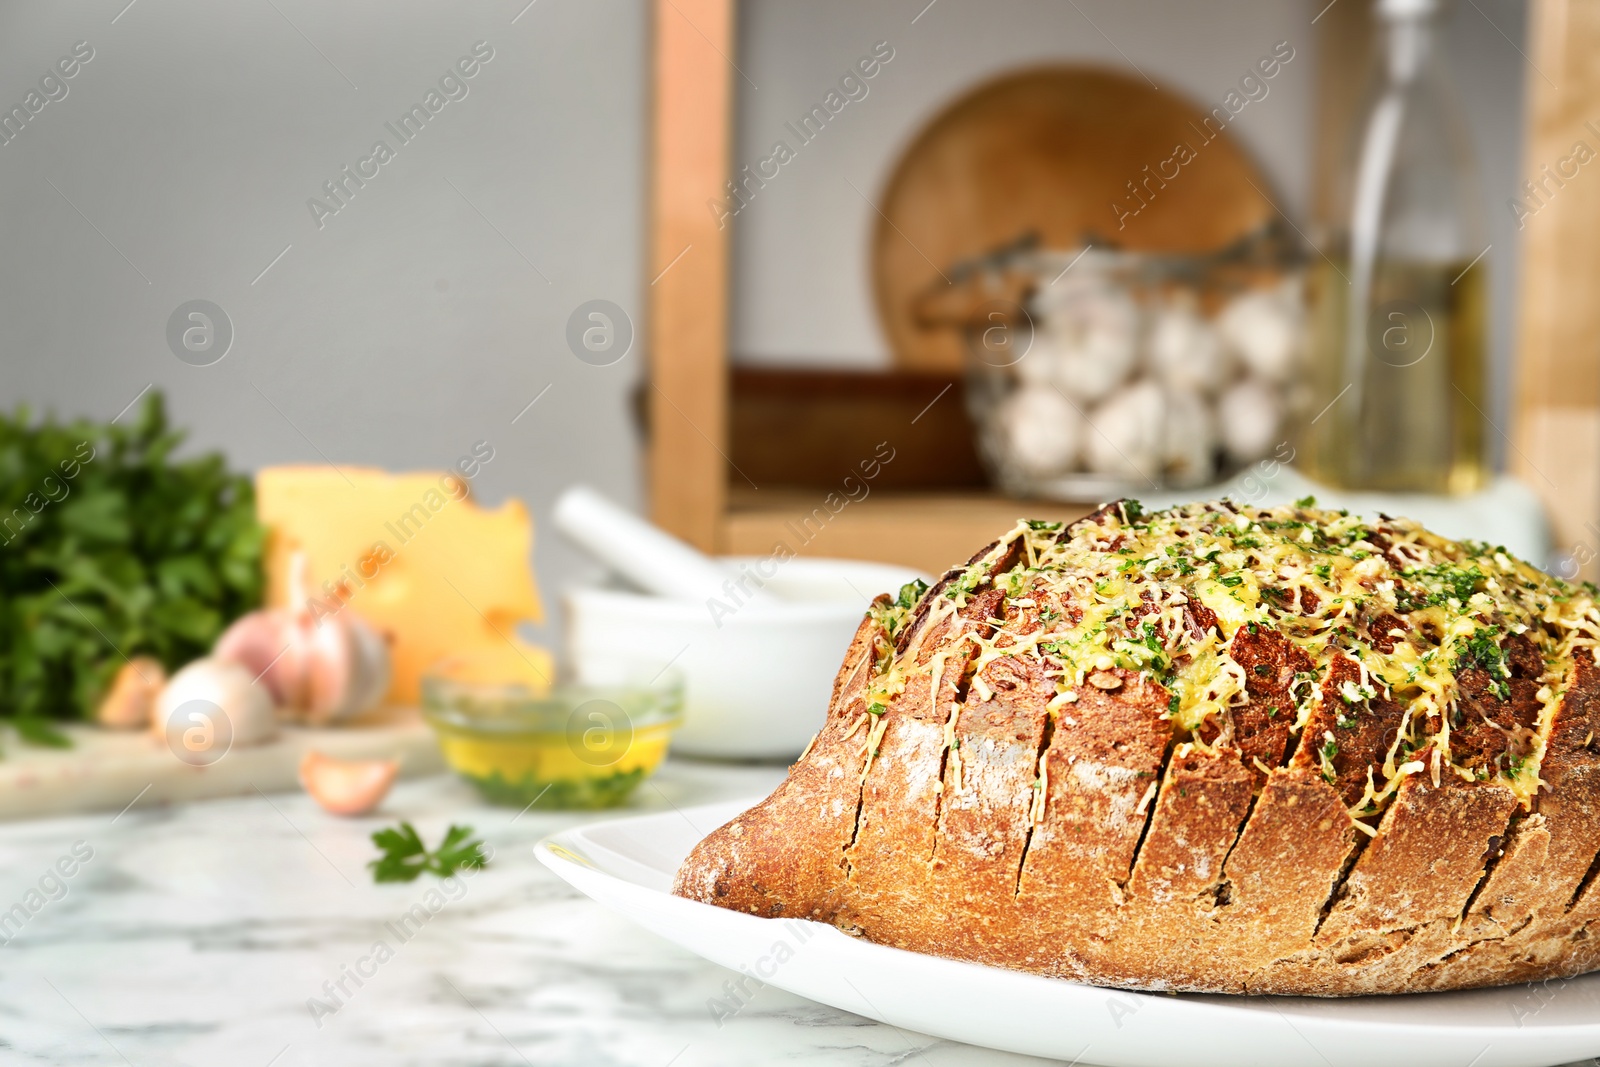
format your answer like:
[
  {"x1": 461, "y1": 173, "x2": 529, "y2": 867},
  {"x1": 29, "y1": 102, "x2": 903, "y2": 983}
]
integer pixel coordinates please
[
  {"x1": 299, "y1": 750, "x2": 398, "y2": 816},
  {"x1": 1217, "y1": 288, "x2": 1299, "y2": 382},
  {"x1": 153, "y1": 658, "x2": 278, "y2": 757},
  {"x1": 96, "y1": 657, "x2": 166, "y2": 730},
  {"x1": 1148, "y1": 299, "x2": 1226, "y2": 395},
  {"x1": 1164, "y1": 390, "x2": 1217, "y2": 488},
  {"x1": 1084, "y1": 380, "x2": 1165, "y2": 481},
  {"x1": 1217, "y1": 378, "x2": 1283, "y2": 464},
  {"x1": 1000, "y1": 383, "x2": 1082, "y2": 477}
]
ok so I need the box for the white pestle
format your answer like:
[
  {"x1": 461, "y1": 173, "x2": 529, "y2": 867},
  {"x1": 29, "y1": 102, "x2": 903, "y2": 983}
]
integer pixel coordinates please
[{"x1": 552, "y1": 485, "x2": 781, "y2": 605}]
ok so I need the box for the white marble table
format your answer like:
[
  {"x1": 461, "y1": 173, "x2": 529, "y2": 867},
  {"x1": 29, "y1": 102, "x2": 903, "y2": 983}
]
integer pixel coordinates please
[{"x1": 0, "y1": 757, "x2": 1064, "y2": 1067}]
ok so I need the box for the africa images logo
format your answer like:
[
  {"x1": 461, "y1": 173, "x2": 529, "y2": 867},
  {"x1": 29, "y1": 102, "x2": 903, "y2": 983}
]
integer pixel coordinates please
[{"x1": 0, "y1": 40, "x2": 94, "y2": 147}]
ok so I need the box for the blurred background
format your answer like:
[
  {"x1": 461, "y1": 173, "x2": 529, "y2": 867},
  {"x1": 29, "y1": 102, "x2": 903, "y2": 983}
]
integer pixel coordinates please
[
  {"x1": 0, "y1": 0, "x2": 1543, "y2": 650},
  {"x1": 6, "y1": 0, "x2": 1596, "y2": 793}
]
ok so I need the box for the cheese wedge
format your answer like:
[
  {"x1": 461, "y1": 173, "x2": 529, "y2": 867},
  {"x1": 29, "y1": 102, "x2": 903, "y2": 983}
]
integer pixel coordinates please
[{"x1": 255, "y1": 465, "x2": 549, "y2": 705}]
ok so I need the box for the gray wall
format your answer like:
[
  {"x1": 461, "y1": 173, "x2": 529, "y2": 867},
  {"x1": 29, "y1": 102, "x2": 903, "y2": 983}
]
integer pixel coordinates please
[
  {"x1": 0, "y1": 0, "x2": 646, "y2": 646},
  {"x1": 0, "y1": 0, "x2": 1528, "y2": 650}
]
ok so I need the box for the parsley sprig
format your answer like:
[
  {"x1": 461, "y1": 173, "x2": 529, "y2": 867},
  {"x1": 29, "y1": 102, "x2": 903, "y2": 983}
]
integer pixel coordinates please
[
  {"x1": 1454, "y1": 626, "x2": 1512, "y2": 701},
  {"x1": 368, "y1": 822, "x2": 489, "y2": 883}
]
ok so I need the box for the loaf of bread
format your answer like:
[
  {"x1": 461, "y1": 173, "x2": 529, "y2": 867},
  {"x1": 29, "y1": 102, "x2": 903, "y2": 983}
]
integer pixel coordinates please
[{"x1": 673, "y1": 500, "x2": 1600, "y2": 995}]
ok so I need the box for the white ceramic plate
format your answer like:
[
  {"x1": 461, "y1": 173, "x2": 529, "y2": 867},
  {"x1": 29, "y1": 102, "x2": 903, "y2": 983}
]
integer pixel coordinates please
[{"x1": 536, "y1": 797, "x2": 1600, "y2": 1067}]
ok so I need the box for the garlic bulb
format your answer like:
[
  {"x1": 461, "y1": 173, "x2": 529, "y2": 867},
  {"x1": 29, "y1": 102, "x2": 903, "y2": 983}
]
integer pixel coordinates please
[
  {"x1": 1217, "y1": 377, "x2": 1284, "y2": 464},
  {"x1": 1015, "y1": 332, "x2": 1062, "y2": 386},
  {"x1": 1001, "y1": 383, "x2": 1082, "y2": 476},
  {"x1": 153, "y1": 658, "x2": 278, "y2": 758},
  {"x1": 1148, "y1": 297, "x2": 1226, "y2": 395},
  {"x1": 1084, "y1": 379, "x2": 1164, "y2": 482},
  {"x1": 299, "y1": 750, "x2": 399, "y2": 816},
  {"x1": 1217, "y1": 287, "x2": 1300, "y2": 382},
  {"x1": 96, "y1": 657, "x2": 166, "y2": 730},
  {"x1": 214, "y1": 553, "x2": 391, "y2": 726},
  {"x1": 1164, "y1": 389, "x2": 1217, "y2": 488},
  {"x1": 1036, "y1": 278, "x2": 1139, "y2": 403}
]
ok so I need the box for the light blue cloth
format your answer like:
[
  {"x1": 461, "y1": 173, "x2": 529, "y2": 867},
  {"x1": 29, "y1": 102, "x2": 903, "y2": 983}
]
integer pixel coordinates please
[{"x1": 1139, "y1": 465, "x2": 1553, "y2": 573}]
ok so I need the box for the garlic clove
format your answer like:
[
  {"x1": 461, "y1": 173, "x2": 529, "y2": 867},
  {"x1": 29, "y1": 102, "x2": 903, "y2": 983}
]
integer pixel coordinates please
[
  {"x1": 214, "y1": 610, "x2": 301, "y2": 708},
  {"x1": 299, "y1": 750, "x2": 399, "y2": 816},
  {"x1": 153, "y1": 658, "x2": 279, "y2": 759},
  {"x1": 299, "y1": 613, "x2": 393, "y2": 725},
  {"x1": 212, "y1": 551, "x2": 392, "y2": 726},
  {"x1": 96, "y1": 657, "x2": 166, "y2": 730},
  {"x1": 302, "y1": 617, "x2": 360, "y2": 725},
  {"x1": 346, "y1": 618, "x2": 393, "y2": 720}
]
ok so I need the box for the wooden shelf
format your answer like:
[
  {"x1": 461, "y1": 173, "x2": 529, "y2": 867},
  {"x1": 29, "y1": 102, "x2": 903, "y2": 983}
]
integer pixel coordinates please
[
  {"x1": 1512, "y1": 0, "x2": 1600, "y2": 578},
  {"x1": 721, "y1": 488, "x2": 1093, "y2": 576},
  {"x1": 647, "y1": 1, "x2": 1600, "y2": 576}
]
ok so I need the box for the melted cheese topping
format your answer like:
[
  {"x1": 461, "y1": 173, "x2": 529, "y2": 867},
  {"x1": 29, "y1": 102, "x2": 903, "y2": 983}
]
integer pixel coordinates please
[{"x1": 865, "y1": 500, "x2": 1600, "y2": 817}]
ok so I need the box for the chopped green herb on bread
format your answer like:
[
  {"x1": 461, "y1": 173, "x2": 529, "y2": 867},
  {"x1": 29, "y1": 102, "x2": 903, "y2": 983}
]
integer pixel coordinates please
[{"x1": 675, "y1": 500, "x2": 1600, "y2": 995}]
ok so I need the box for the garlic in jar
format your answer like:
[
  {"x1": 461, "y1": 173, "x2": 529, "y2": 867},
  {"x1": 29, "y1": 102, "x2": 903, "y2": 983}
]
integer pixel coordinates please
[
  {"x1": 214, "y1": 553, "x2": 391, "y2": 725},
  {"x1": 1036, "y1": 276, "x2": 1139, "y2": 403},
  {"x1": 1217, "y1": 377, "x2": 1283, "y2": 464},
  {"x1": 1084, "y1": 379, "x2": 1164, "y2": 482},
  {"x1": 1163, "y1": 389, "x2": 1217, "y2": 488},
  {"x1": 1000, "y1": 383, "x2": 1082, "y2": 476},
  {"x1": 1216, "y1": 286, "x2": 1300, "y2": 382},
  {"x1": 1148, "y1": 295, "x2": 1226, "y2": 395},
  {"x1": 1015, "y1": 332, "x2": 1063, "y2": 386}
]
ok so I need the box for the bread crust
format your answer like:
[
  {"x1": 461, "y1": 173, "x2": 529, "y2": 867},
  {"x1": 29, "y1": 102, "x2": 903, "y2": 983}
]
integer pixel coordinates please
[{"x1": 673, "y1": 505, "x2": 1600, "y2": 994}]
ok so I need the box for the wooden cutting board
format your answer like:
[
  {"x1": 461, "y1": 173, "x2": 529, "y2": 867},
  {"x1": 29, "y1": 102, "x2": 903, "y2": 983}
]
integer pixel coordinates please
[
  {"x1": 872, "y1": 65, "x2": 1278, "y2": 372},
  {"x1": 0, "y1": 708, "x2": 443, "y2": 821}
]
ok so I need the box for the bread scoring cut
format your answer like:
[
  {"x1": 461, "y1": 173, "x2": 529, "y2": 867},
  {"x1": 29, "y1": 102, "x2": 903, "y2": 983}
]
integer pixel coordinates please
[{"x1": 674, "y1": 500, "x2": 1600, "y2": 994}]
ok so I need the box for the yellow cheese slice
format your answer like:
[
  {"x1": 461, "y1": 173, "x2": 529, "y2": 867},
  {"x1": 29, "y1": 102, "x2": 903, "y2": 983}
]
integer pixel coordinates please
[{"x1": 255, "y1": 465, "x2": 549, "y2": 704}]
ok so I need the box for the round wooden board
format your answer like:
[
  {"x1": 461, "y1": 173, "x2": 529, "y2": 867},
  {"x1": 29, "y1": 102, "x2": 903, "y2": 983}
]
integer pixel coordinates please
[{"x1": 872, "y1": 66, "x2": 1278, "y2": 371}]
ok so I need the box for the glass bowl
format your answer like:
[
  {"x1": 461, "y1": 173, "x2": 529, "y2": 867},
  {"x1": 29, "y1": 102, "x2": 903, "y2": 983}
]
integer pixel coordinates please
[{"x1": 421, "y1": 652, "x2": 683, "y2": 810}]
